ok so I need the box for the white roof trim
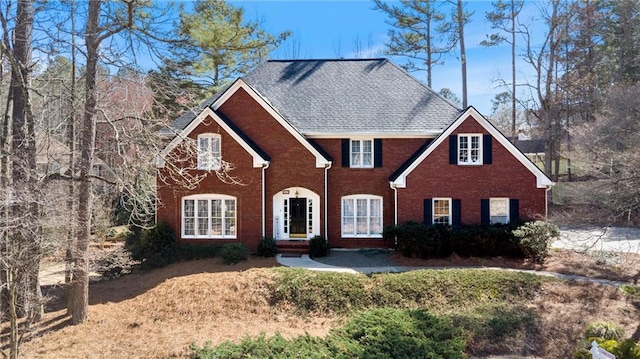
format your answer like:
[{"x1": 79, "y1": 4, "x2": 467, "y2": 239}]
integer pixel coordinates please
[
  {"x1": 157, "y1": 107, "x2": 269, "y2": 169},
  {"x1": 305, "y1": 132, "x2": 441, "y2": 139},
  {"x1": 213, "y1": 79, "x2": 331, "y2": 168},
  {"x1": 390, "y1": 106, "x2": 554, "y2": 189}
]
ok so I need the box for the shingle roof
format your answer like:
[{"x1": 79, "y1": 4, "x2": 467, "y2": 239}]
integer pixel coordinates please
[
  {"x1": 243, "y1": 59, "x2": 461, "y2": 135},
  {"x1": 164, "y1": 58, "x2": 461, "y2": 136}
]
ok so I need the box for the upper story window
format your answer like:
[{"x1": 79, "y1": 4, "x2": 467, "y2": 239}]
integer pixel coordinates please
[
  {"x1": 350, "y1": 139, "x2": 373, "y2": 168},
  {"x1": 342, "y1": 195, "x2": 382, "y2": 237},
  {"x1": 197, "y1": 133, "x2": 221, "y2": 171},
  {"x1": 489, "y1": 198, "x2": 509, "y2": 224},
  {"x1": 458, "y1": 134, "x2": 482, "y2": 165}
]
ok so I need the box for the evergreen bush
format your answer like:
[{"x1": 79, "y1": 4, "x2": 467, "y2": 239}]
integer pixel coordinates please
[
  {"x1": 125, "y1": 221, "x2": 177, "y2": 269},
  {"x1": 309, "y1": 235, "x2": 329, "y2": 258},
  {"x1": 512, "y1": 221, "x2": 559, "y2": 263},
  {"x1": 219, "y1": 242, "x2": 249, "y2": 264},
  {"x1": 256, "y1": 236, "x2": 277, "y2": 257}
]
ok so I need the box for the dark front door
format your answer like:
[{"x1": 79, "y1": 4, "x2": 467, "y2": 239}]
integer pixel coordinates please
[{"x1": 289, "y1": 198, "x2": 307, "y2": 238}]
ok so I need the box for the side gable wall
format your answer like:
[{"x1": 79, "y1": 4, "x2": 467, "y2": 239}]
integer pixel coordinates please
[
  {"x1": 397, "y1": 115, "x2": 547, "y2": 225},
  {"x1": 156, "y1": 115, "x2": 263, "y2": 248},
  {"x1": 217, "y1": 87, "x2": 325, "y2": 238}
]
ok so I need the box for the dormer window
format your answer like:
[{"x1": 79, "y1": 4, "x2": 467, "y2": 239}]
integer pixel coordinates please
[
  {"x1": 458, "y1": 134, "x2": 482, "y2": 165},
  {"x1": 197, "y1": 133, "x2": 221, "y2": 171}
]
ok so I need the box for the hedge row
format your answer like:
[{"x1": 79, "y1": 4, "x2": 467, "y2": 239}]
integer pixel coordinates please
[{"x1": 383, "y1": 221, "x2": 557, "y2": 260}]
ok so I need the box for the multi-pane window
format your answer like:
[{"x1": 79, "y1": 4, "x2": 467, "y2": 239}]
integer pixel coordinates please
[
  {"x1": 490, "y1": 198, "x2": 509, "y2": 224},
  {"x1": 350, "y1": 139, "x2": 373, "y2": 168},
  {"x1": 458, "y1": 134, "x2": 481, "y2": 165},
  {"x1": 182, "y1": 195, "x2": 236, "y2": 238},
  {"x1": 342, "y1": 195, "x2": 382, "y2": 237},
  {"x1": 197, "y1": 134, "x2": 221, "y2": 170},
  {"x1": 433, "y1": 198, "x2": 452, "y2": 225}
]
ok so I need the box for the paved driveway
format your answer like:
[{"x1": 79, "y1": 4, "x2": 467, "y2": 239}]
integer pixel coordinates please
[{"x1": 553, "y1": 226, "x2": 640, "y2": 254}]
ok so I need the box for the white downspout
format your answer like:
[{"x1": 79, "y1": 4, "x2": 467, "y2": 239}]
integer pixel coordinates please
[
  {"x1": 324, "y1": 161, "x2": 332, "y2": 239},
  {"x1": 390, "y1": 183, "x2": 398, "y2": 226},
  {"x1": 262, "y1": 162, "x2": 270, "y2": 237}
]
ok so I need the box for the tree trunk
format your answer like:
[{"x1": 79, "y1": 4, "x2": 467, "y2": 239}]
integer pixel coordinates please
[
  {"x1": 457, "y1": 0, "x2": 468, "y2": 108},
  {"x1": 510, "y1": 0, "x2": 517, "y2": 140},
  {"x1": 69, "y1": 0, "x2": 100, "y2": 325}
]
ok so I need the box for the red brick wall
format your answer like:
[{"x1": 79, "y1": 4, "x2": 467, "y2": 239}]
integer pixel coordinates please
[
  {"x1": 397, "y1": 115, "x2": 547, "y2": 225},
  {"x1": 217, "y1": 87, "x2": 326, "y2": 239},
  {"x1": 314, "y1": 138, "x2": 428, "y2": 248},
  {"x1": 156, "y1": 116, "x2": 263, "y2": 249}
]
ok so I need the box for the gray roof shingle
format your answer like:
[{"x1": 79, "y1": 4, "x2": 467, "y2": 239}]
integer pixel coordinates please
[{"x1": 165, "y1": 58, "x2": 462, "y2": 136}]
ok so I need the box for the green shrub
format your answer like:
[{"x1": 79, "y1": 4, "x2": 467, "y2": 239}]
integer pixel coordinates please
[
  {"x1": 271, "y1": 268, "x2": 368, "y2": 314},
  {"x1": 177, "y1": 244, "x2": 223, "y2": 261},
  {"x1": 621, "y1": 284, "x2": 640, "y2": 297},
  {"x1": 190, "y1": 309, "x2": 466, "y2": 359},
  {"x1": 450, "y1": 223, "x2": 522, "y2": 258},
  {"x1": 219, "y1": 242, "x2": 249, "y2": 264},
  {"x1": 125, "y1": 221, "x2": 177, "y2": 269},
  {"x1": 586, "y1": 321, "x2": 624, "y2": 341},
  {"x1": 513, "y1": 221, "x2": 560, "y2": 263},
  {"x1": 331, "y1": 308, "x2": 466, "y2": 359},
  {"x1": 191, "y1": 333, "x2": 333, "y2": 359},
  {"x1": 389, "y1": 221, "x2": 451, "y2": 258},
  {"x1": 309, "y1": 235, "x2": 329, "y2": 258},
  {"x1": 256, "y1": 236, "x2": 277, "y2": 257}
]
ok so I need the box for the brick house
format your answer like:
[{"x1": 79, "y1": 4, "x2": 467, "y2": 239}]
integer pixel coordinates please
[{"x1": 155, "y1": 59, "x2": 553, "y2": 250}]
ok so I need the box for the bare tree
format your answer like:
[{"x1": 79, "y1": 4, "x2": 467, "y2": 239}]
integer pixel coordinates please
[
  {"x1": 482, "y1": 0, "x2": 525, "y2": 140},
  {"x1": 521, "y1": 0, "x2": 569, "y2": 181}
]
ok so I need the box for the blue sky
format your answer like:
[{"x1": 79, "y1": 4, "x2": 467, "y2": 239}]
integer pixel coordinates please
[{"x1": 231, "y1": 0, "x2": 545, "y2": 114}]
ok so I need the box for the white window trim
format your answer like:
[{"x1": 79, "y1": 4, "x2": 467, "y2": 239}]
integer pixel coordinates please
[
  {"x1": 432, "y1": 198, "x2": 452, "y2": 225},
  {"x1": 489, "y1": 197, "x2": 510, "y2": 224},
  {"x1": 458, "y1": 133, "x2": 483, "y2": 165},
  {"x1": 182, "y1": 194, "x2": 237, "y2": 239},
  {"x1": 350, "y1": 138, "x2": 374, "y2": 168},
  {"x1": 197, "y1": 133, "x2": 222, "y2": 171},
  {"x1": 341, "y1": 194, "x2": 383, "y2": 238}
]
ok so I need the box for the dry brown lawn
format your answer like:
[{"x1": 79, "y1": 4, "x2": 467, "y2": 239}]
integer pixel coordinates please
[{"x1": 3, "y1": 249, "x2": 640, "y2": 358}]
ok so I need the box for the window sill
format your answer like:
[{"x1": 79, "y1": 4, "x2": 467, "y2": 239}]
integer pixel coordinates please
[
  {"x1": 341, "y1": 235, "x2": 383, "y2": 239},
  {"x1": 182, "y1": 236, "x2": 237, "y2": 240}
]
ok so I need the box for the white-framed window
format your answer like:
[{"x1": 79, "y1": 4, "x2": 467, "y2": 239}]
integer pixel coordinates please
[
  {"x1": 433, "y1": 198, "x2": 452, "y2": 225},
  {"x1": 342, "y1": 195, "x2": 382, "y2": 237},
  {"x1": 350, "y1": 139, "x2": 373, "y2": 168},
  {"x1": 490, "y1": 198, "x2": 509, "y2": 224},
  {"x1": 197, "y1": 133, "x2": 221, "y2": 170},
  {"x1": 182, "y1": 194, "x2": 236, "y2": 238},
  {"x1": 458, "y1": 134, "x2": 482, "y2": 165}
]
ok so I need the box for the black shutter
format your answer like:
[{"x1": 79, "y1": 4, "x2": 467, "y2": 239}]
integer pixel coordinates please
[
  {"x1": 341, "y1": 139, "x2": 350, "y2": 167},
  {"x1": 452, "y1": 199, "x2": 462, "y2": 226},
  {"x1": 483, "y1": 134, "x2": 492, "y2": 164},
  {"x1": 481, "y1": 199, "x2": 490, "y2": 225},
  {"x1": 449, "y1": 135, "x2": 458, "y2": 164},
  {"x1": 423, "y1": 199, "x2": 432, "y2": 225},
  {"x1": 374, "y1": 139, "x2": 383, "y2": 167},
  {"x1": 509, "y1": 199, "x2": 520, "y2": 223}
]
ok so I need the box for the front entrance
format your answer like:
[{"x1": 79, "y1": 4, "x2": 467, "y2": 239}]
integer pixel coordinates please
[
  {"x1": 289, "y1": 198, "x2": 307, "y2": 238},
  {"x1": 273, "y1": 187, "x2": 320, "y2": 240}
]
